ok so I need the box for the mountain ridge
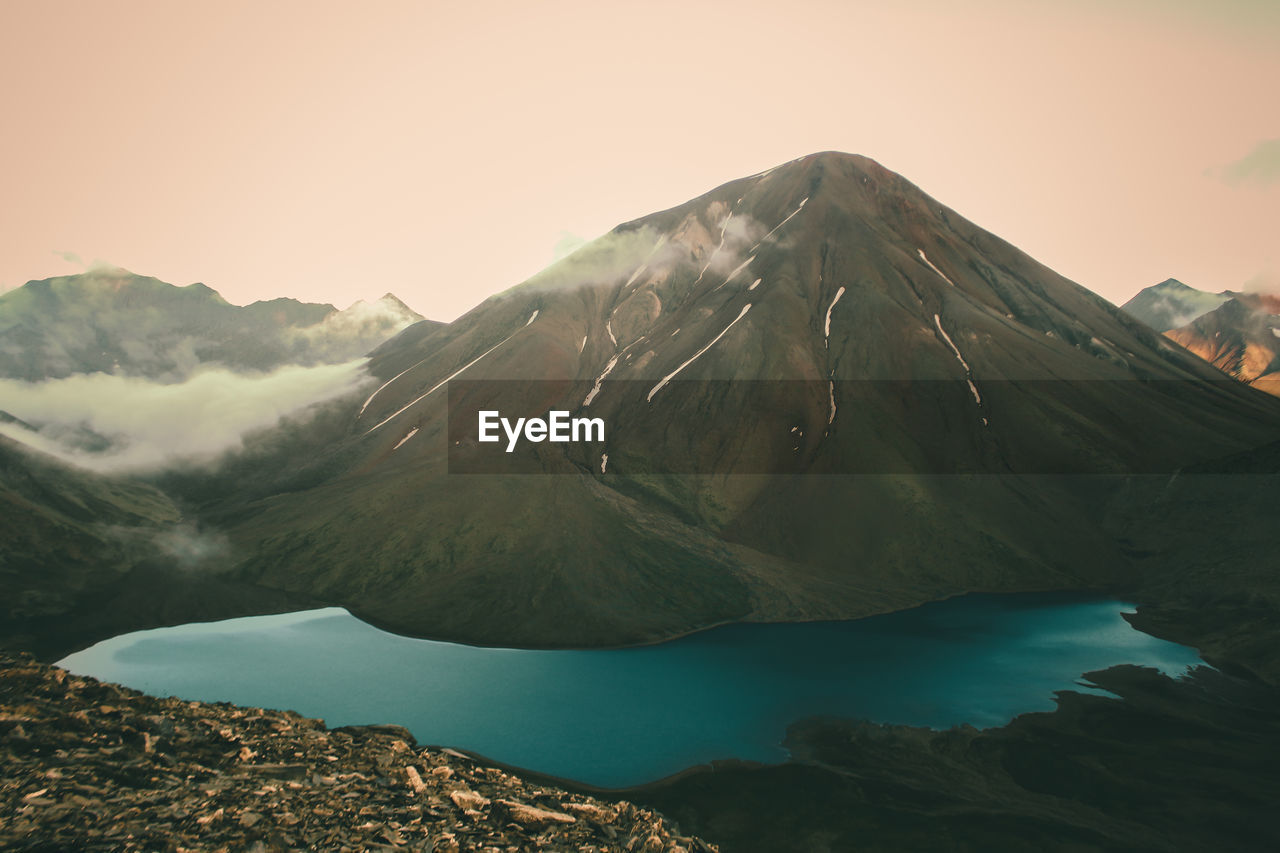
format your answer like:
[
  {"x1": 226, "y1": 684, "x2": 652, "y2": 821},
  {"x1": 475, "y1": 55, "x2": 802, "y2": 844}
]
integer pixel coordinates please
[
  {"x1": 1120, "y1": 278, "x2": 1280, "y2": 396},
  {"x1": 0, "y1": 267, "x2": 429, "y2": 381},
  {"x1": 1120, "y1": 277, "x2": 1231, "y2": 331}
]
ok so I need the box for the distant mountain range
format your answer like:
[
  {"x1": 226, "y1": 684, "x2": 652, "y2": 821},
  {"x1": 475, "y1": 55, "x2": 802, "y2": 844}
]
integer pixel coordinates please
[
  {"x1": 1122, "y1": 279, "x2": 1280, "y2": 396},
  {"x1": 0, "y1": 269, "x2": 428, "y2": 653},
  {"x1": 0, "y1": 268, "x2": 427, "y2": 381}
]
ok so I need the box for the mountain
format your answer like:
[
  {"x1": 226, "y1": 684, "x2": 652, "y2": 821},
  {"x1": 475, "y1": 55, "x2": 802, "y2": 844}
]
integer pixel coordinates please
[
  {"x1": 0, "y1": 434, "x2": 313, "y2": 658},
  {"x1": 1164, "y1": 293, "x2": 1280, "y2": 396},
  {"x1": 1121, "y1": 278, "x2": 1230, "y2": 331},
  {"x1": 170, "y1": 152, "x2": 1280, "y2": 649},
  {"x1": 0, "y1": 268, "x2": 428, "y2": 381}
]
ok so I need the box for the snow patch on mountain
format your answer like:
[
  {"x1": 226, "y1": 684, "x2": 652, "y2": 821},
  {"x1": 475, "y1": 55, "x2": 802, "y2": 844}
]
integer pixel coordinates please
[
  {"x1": 392, "y1": 427, "x2": 419, "y2": 450},
  {"x1": 934, "y1": 314, "x2": 984, "y2": 412},
  {"x1": 583, "y1": 355, "x2": 620, "y2": 407},
  {"x1": 365, "y1": 331, "x2": 522, "y2": 434},
  {"x1": 756, "y1": 197, "x2": 808, "y2": 248},
  {"x1": 917, "y1": 249, "x2": 955, "y2": 287},
  {"x1": 647, "y1": 304, "x2": 753, "y2": 402},
  {"x1": 624, "y1": 263, "x2": 648, "y2": 289},
  {"x1": 694, "y1": 208, "x2": 737, "y2": 286},
  {"x1": 360, "y1": 360, "x2": 422, "y2": 415},
  {"x1": 824, "y1": 286, "x2": 846, "y2": 346},
  {"x1": 933, "y1": 314, "x2": 972, "y2": 374},
  {"x1": 713, "y1": 256, "x2": 755, "y2": 292}
]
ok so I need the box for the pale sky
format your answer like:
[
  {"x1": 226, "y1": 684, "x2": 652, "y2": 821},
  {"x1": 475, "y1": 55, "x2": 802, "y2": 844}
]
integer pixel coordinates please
[{"x1": 2, "y1": 0, "x2": 1277, "y2": 320}]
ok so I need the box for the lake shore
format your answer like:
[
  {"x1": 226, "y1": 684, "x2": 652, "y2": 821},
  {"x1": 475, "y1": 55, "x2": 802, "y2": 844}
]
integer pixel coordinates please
[
  {"x1": 607, "y1": 663, "x2": 1280, "y2": 852},
  {"x1": 0, "y1": 652, "x2": 716, "y2": 852},
  {"x1": 54, "y1": 594, "x2": 1202, "y2": 788}
]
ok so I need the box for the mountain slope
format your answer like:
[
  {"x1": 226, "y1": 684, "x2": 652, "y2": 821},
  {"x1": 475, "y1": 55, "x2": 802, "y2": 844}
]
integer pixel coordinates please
[
  {"x1": 1165, "y1": 293, "x2": 1280, "y2": 395},
  {"x1": 193, "y1": 152, "x2": 1280, "y2": 648},
  {"x1": 1121, "y1": 278, "x2": 1230, "y2": 331},
  {"x1": 0, "y1": 434, "x2": 313, "y2": 659},
  {"x1": 0, "y1": 269, "x2": 428, "y2": 380}
]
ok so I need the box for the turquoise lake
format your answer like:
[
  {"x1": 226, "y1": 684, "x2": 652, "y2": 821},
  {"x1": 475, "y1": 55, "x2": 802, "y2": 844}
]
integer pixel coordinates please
[{"x1": 58, "y1": 593, "x2": 1204, "y2": 787}]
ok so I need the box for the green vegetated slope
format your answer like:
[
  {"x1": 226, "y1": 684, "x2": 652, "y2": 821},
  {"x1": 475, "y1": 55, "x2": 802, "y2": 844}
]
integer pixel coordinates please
[{"x1": 0, "y1": 433, "x2": 316, "y2": 658}]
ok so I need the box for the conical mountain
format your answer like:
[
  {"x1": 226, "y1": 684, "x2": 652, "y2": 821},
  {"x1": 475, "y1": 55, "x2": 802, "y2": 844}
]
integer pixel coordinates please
[
  {"x1": 1121, "y1": 278, "x2": 1230, "y2": 332},
  {"x1": 203, "y1": 152, "x2": 1280, "y2": 647}
]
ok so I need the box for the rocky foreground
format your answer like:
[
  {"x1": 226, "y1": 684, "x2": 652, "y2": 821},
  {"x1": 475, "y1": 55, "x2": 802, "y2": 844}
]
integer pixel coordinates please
[{"x1": 0, "y1": 654, "x2": 716, "y2": 852}]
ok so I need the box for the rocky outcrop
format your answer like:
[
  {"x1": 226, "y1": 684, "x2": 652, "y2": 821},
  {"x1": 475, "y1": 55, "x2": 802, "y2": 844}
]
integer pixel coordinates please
[{"x1": 0, "y1": 654, "x2": 715, "y2": 852}]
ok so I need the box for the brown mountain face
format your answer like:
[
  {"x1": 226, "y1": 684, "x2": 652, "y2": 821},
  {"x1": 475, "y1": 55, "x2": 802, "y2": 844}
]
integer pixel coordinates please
[
  {"x1": 1166, "y1": 293, "x2": 1280, "y2": 396},
  {"x1": 177, "y1": 152, "x2": 1280, "y2": 649}
]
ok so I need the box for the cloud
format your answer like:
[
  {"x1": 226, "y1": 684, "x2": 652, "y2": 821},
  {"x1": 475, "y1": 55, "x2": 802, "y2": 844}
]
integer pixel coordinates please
[
  {"x1": 506, "y1": 202, "x2": 776, "y2": 300},
  {"x1": 153, "y1": 522, "x2": 233, "y2": 571},
  {"x1": 552, "y1": 231, "x2": 589, "y2": 262},
  {"x1": 52, "y1": 249, "x2": 87, "y2": 268},
  {"x1": 288, "y1": 296, "x2": 422, "y2": 360},
  {"x1": 48, "y1": 250, "x2": 120, "y2": 272},
  {"x1": 0, "y1": 359, "x2": 369, "y2": 473},
  {"x1": 1242, "y1": 268, "x2": 1280, "y2": 295},
  {"x1": 1214, "y1": 139, "x2": 1280, "y2": 188},
  {"x1": 1143, "y1": 294, "x2": 1212, "y2": 330},
  {"x1": 700, "y1": 211, "x2": 769, "y2": 279},
  {"x1": 506, "y1": 225, "x2": 675, "y2": 297}
]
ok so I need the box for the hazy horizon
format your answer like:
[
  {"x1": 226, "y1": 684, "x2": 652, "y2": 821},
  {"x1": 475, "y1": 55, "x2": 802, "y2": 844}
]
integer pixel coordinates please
[{"x1": 3, "y1": 0, "x2": 1277, "y2": 320}]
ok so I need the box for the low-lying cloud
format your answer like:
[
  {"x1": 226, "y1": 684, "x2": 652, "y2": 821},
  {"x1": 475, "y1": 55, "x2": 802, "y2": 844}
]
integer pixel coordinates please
[
  {"x1": 510, "y1": 225, "x2": 675, "y2": 296},
  {"x1": 286, "y1": 296, "x2": 422, "y2": 362},
  {"x1": 1213, "y1": 138, "x2": 1280, "y2": 188},
  {"x1": 1143, "y1": 293, "x2": 1227, "y2": 330},
  {"x1": 701, "y1": 212, "x2": 769, "y2": 281},
  {"x1": 153, "y1": 522, "x2": 233, "y2": 571},
  {"x1": 508, "y1": 206, "x2": 774, "y2": 301},
  {"x1": 551, "y1": 230, "x2": 589, "y2": 262},
  {"x1": 0, "y1": 359, "x2": 369, "y2": 473}
]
